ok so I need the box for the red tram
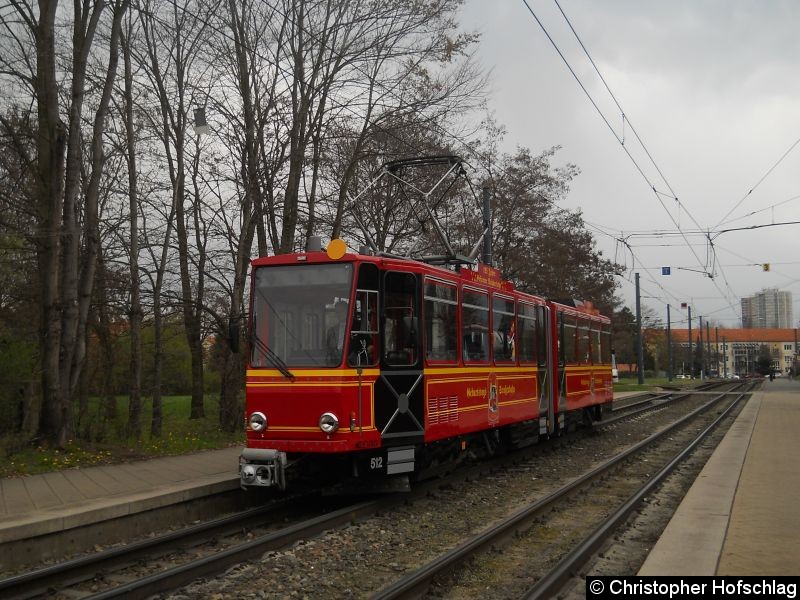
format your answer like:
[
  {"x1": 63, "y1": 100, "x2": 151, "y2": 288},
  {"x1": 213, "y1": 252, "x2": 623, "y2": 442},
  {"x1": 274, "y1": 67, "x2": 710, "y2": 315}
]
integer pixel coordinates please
[{"x1": 239, "y1": 241, "x2": 613, "y2": 490}]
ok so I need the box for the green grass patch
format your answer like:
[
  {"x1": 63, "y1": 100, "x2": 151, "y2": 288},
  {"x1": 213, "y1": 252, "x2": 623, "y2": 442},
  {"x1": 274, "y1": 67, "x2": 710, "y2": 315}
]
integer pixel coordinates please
[
  {"x1": 0, "y1": 395, "x2": 244, "y2": 478},
  {"x1": 613, "y1": 377, "x2": 696, "y2": 392}
]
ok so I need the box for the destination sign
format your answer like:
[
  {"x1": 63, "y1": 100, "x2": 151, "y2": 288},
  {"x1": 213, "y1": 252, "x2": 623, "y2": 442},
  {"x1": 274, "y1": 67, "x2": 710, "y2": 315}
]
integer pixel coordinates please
[{"x1": 461, "y1": 263, "x2": 514, "y2": 291}]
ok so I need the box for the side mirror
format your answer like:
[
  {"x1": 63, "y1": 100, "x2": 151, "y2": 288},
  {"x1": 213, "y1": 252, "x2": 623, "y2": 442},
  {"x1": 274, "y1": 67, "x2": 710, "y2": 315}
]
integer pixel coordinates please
[{"x1": 228, "y1": 317, "x2": 241, "y2": 354}]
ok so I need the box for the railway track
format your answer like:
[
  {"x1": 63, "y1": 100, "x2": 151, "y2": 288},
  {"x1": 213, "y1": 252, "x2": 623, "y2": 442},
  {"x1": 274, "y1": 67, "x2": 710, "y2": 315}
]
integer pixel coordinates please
[
  {"x1": 1, "y1": 382, "x2": 749, "y2": 599},
  {"x1": 0, "y1": 494, "x2": 395, "y2": 600},
  {"x1": 605, "y1": 380, "x2": 739, "y2": 425},
  {"x1": 2, "y1": 453, "x2": 504, "y2": 598},
  {"x1": 372, "y1": 381, "x2": 755, "y2": 599}
]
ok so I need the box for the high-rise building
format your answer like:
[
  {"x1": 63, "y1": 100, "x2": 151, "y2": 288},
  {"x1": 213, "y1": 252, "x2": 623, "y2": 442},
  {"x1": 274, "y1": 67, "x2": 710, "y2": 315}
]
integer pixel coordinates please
[{"x1": 741, "y1": 289, "x2": 793, "y2": 328}]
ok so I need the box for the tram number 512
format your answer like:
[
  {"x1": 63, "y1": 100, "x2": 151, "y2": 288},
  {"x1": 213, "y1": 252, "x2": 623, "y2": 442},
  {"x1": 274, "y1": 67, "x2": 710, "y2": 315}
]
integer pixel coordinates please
[{"x1": 370, "y1": 456, "x2": 383, "y2": 470}]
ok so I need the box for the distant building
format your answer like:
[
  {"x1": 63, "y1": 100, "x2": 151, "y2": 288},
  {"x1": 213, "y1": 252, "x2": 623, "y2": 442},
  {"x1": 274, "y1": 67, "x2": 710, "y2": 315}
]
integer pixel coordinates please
[
  {"x1": 668, "y1": 328, "x2": 798, "y2": 377},
  {"x1": 741, "y1": 289, "x2": 793, "y2": 328}
]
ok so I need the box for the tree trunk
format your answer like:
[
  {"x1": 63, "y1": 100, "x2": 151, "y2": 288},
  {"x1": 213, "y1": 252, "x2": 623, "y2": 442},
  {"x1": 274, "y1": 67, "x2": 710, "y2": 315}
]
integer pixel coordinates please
[
  {"x1": 30, "y1": 0, "x2": 129, "y2": 448},
  {"x1": 217, "y1": 0, "x2": 262, "y2": 432},
  {"x1": 175, "y1": 149, "x2": 205, "y2": 419},
  {"x1": 94, "y1": 253, "x2": 117, "y2": 438},
  {"x1": 35, "y1": 0, "x2": 68, "y2": 446},
  {"x1": 151, "y1": 296, "x2": 164, "y2": 439},
  {"x1": 122, "y1": 26, "x2": 142, "y2": 440}
]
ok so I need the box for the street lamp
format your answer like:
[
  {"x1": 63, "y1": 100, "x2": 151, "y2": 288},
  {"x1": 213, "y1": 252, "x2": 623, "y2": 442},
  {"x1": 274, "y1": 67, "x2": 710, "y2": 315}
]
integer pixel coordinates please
[{"x1": 193, "y1": 107, "x2": 210, "y2": 136}]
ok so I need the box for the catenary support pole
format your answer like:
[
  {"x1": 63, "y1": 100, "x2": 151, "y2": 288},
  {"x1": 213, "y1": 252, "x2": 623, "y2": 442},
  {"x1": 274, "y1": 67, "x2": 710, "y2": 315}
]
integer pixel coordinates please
[
  {"x1": 687, "y1": 306, "x2": 692, "y2": 378},
  {"x1": 635, "y1": 273, "x2": 644, "y2": 385},
  {"x1": 667, "y1": 304, "x2": 672, "y2": 382}
]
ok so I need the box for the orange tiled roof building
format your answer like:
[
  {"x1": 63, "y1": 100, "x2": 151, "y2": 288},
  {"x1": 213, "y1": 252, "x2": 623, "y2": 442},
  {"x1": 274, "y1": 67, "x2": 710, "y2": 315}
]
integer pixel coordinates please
[{"x1": 667, "y1": 328, "x2": 798, "y2": 376}]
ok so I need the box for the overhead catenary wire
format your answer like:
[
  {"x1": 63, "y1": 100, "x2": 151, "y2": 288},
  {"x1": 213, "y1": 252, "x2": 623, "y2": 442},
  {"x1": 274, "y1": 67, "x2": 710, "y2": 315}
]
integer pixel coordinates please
[
  {"x1": 715, "y1": 134, "x2": 800, "y2": 228},
  {"x1": 614, "y1": 230, "x2": 744, "y2": 327},
  {"x1": 528, "y1": 0, "x2": 798, "y2": 320},
  {"x1": 716, "y1": 193, "x2": 800, "y2": 227},
  {"x1": 519, "y1": 0, "x2": 712, "y2": 279},
  {"x1": 551, "y1": 0, "x2": 700, "y2": 230},
  {"x1": 545, "y1": 0, "x2": 795, "y2": 317}
]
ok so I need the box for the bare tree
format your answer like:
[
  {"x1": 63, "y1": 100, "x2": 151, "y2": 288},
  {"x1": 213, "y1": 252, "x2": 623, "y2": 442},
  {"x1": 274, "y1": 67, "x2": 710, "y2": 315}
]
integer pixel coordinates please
[
  {"x1": 119, "y1": 18, "x2": 143, "y2": 439},
  {"x1": 0, "y1": 0, "x2": 130, "y2": 446},
  {"x1": 0, "y1": 0, "x2": 494, "y2": 443},
  {"x1": 139, "y1": 185, "x2": 178, "y2": 437},
  {"x1": 135, "y1": 0, "x2": 219, "y2": 419},
  {"x1": 206, "y1": 0, "x2": 273, "y2": 431},
  {"x1": 262, "y1": 0, "x2": 482, "y2": 253}
]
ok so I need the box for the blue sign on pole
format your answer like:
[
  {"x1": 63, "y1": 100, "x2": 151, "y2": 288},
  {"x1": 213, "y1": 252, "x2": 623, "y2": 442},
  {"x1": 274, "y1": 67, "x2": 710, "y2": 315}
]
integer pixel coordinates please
[{"x1": 662, "y1": 267, "x2": 671, "y2": 275}]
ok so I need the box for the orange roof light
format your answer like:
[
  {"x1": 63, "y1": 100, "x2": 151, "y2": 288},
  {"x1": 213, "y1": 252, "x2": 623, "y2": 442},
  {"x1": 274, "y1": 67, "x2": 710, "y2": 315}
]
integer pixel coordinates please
[{"x1": 326, "y1": 238, "x2": 347, "y2": 260}]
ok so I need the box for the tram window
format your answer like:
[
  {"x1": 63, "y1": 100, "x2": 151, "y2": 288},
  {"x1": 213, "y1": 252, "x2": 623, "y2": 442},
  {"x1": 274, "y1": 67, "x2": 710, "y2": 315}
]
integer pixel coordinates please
[
  {"x1": 492, "y1": 295, "x2": 515, "y2": 363},
  {"x1": 601, "y1": 325, "x2": 612, "y2": 363},
  {"x1": 349, "y1": 289, "x2": 378, "y2": 367},
  {"x1": 348, "y1": 264, "x2": 379, "y2": 367},
  {"x1": 536, "y1": 305, "x2": 547, "y2": 367},
  {"x1": 462, "y1": 289, "x2": 489, "y2": 363},
  {"x1": 383, "y1": 271, "x2": 418, "y2": 366},
  {"x1": 577, "y1": 317, "x2": 591, "y2": 365},
  {"x1": 424, "y1": 279, "x2": 457, "y2": 362},
  {"x1": 271, "y1": 309, "x2": 293, "y2": 358},
  {"x1": 593, "y1": 326, "x2": 603, "y2": 364},
  {"x1": 517, "y1": 301, "x2": 537, "y2": 364},
  {"x1": 562, "y1": 313, "x2": 577, "y2": 364},
  {"x1": 252, "y1": 262, "x2": 353, "y2": 367},
  {"x1": 302, "y1": 313, "x2": 320, "y2": 350}
]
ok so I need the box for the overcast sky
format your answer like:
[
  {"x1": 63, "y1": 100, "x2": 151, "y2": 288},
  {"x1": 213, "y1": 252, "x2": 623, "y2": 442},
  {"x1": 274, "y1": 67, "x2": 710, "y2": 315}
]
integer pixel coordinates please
[{"x1": 458, "y1": 0, "x2": 800, "y2": 329}]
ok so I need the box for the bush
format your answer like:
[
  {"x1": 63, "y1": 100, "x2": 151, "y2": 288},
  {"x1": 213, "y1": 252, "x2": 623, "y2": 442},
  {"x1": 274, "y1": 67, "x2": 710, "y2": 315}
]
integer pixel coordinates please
[{"x1": 0, "y1": 332, "x2": 37, "y2": 435}]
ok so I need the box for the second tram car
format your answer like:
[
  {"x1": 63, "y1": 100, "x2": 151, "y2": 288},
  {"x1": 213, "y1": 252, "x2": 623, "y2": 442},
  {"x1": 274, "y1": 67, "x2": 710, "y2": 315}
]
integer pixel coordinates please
[{"x1": 239, "y1": 241, "x2": 612, "y2": 490}]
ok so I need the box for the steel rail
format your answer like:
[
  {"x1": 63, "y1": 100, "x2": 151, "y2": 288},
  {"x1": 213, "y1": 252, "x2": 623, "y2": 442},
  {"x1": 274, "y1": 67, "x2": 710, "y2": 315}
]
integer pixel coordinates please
[
  {"x1": 0, "y1": 494, "x2": 317, "y2": 600},
  {"x1": 604, "y1": 380, "x2": 737, "y2": 426},
  {"x1": 79, "y1": 425, "x2": 601, "y2": 600},
  {"x1": 602, "y1": 391, "x2": 686, "y2": 426},
  {"x1": 84, "y1": 496, "x2": 404, "y2": 600},
  {"x1": 522, "y1": 383, "x2": 754, "y2": 599},
  {"x1": 610, "y1": 392, "x2": 658, "y2": 412},
  {"x1": 371, "y1": 382, "x2": 753, "y2": 600}
]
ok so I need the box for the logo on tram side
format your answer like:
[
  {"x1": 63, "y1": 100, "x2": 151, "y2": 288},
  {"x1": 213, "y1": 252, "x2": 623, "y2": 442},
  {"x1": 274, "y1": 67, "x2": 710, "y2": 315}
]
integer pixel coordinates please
[{"x1": 488, "y1": 372, "x2": 499, "y2": 423}]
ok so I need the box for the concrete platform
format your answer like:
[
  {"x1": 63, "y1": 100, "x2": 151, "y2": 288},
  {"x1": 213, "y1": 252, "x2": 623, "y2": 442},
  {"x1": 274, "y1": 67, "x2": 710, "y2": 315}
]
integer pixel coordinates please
[
  {"x1": 0, "y1": 447, "x2": 241, "y2": 549},
  {"x1": 639, "y1": 377, "x2": 800, "y2": 575}
]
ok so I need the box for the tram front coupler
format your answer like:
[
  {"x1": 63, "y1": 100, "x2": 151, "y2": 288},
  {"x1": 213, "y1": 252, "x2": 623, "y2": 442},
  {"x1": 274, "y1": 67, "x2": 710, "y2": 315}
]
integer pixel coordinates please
[{"x1": 239, "y1": 448, "x2": 287, "y2": 490}]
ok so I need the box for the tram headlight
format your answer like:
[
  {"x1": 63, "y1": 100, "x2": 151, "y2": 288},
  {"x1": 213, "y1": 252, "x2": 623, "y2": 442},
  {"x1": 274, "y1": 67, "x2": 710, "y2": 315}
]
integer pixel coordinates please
[
  {"x1": 241, "y1": 464, "x2": 256, "y2": 483},
  {"x1": 319, "y1": 412, "x2": 339, "y2": 434},
  {"x1": 249, "y1": 411, "x2": 267, "y2": 432}
]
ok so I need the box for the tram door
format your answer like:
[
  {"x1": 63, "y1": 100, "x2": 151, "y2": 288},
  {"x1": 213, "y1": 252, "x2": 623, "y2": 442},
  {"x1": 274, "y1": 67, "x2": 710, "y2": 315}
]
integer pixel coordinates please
[
  {"x1": 537, "y1": 304, "x2": 555, "y2": 436},
  {"x1": 556, "y1": 310, "x2": 568, "y2": 433},
  {"x1": 375, "y1": 271, "x2": 424, "y2": 458}
]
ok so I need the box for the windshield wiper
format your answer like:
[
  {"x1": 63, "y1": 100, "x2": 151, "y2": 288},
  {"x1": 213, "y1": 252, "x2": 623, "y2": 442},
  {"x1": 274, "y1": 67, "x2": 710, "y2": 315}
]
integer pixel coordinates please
[{"x1": 252, "y1": 331, "x2": 295, "y2": 381}]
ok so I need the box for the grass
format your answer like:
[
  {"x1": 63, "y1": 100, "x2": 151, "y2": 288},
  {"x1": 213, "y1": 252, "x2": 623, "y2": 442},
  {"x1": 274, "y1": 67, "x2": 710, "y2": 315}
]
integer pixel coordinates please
[
  {"x1": 613, "y1": 376, "x2": 697, "y2": 392},
  {"x1": 0, "y1": 395, "x2": 245, "y2": 478}
]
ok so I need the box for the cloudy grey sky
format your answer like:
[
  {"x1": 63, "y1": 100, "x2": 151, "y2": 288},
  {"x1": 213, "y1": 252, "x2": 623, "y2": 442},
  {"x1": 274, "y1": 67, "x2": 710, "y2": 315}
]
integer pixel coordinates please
[{"x1": 459, "y1": 0, "x2": 800, "y2": 328}]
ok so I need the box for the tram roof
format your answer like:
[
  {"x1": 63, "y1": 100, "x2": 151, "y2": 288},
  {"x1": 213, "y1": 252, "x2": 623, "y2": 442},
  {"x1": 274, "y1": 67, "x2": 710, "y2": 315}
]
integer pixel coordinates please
[{"x1": 250, "y1": 248, "x2": 609, "y2": 319}]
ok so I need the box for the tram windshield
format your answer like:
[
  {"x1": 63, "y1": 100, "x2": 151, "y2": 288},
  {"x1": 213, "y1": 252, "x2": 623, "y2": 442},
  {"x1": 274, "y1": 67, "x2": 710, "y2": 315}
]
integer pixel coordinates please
[{"x1": 251, "y1": 263, "x2": 354, "y2": 367}]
